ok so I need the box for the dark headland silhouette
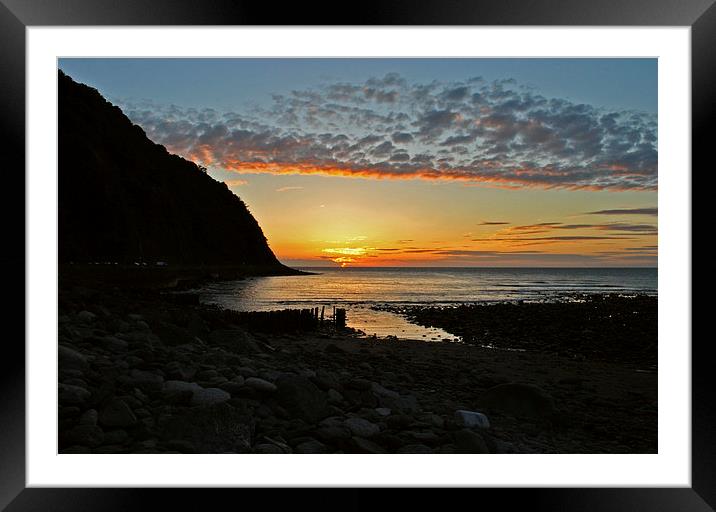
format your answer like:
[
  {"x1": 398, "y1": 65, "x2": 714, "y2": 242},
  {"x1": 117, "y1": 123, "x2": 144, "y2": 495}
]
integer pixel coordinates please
[{"x1": 59, "y1": 70, "x2": 294, "y2": 277}]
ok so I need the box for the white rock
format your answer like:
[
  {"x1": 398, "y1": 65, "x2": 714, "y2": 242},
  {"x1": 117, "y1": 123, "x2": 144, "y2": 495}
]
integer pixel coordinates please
[{"x1": 454, "y1": 409, "x2": 490, "y2": 429}]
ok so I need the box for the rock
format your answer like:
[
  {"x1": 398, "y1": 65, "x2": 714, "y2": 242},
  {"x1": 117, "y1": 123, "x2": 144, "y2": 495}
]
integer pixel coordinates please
[
  {"x1": 77, "y1": 310, "x2": 96, "y2": 323},
  {"x1": 58, "y1": 345, "x2": 87, "y2": 370},
  {"x1": 397, "y1": 444, "x2": 433, "y2": 454},
  {"x1": 314, "y1": 425, "x2": 352, "y2": 443},
  {"x1": 454, "y1": 429, "x2": 490, "y2": 453},
  {"x1": 103, "y1": 429, "x2": 129, "y2": 445},
  {"x1": 78, "y1": 409, "x2": 98, "y2": 426},
  {"x1": 275, "y1": 375, "x2": 329, "y2": 424},
  {"x1": 158, "y1": 402, "x2": 253, "y2": 453},
  {"x1": 454, "y1": 410, "x2": 490, "y2": 429},
  {"x1": 311, "y1": 370, "x2": 341, "y2": 391},
  {"x1": 191, "y1": 387, "x2": 231, "y2": 406},
  {"x1": 99, "y1": 398, "x2": 137, "y2": 428},
  {"x1": 165, "y1": 439, "x2": 196, "y2": 453},
  {"x1": 125, "y1": 370, "x2": 164, "y2": 393},
  {"x1": 324, "y1": 343, "x2": 345, "y2": 354},
  {"x1": 351, "y1": 436, "x2": 386, "y2": 454},
  {"x1": 161, "y1": 389, "x2": 194, "y2": 406},
  {"x1": 64, "y1": 425, "x2": 104, "y2": 447},
  {"x1": 217, "y1": 382, "x2": 246, "y2": 396},
  {"x1": 342, "y1": 387, "x2": 378, "y2": 408},
  {"x1": 135, "y1": 320, "x2": 150, "y2": 331},
  {"x1": 151, "y1": 321, "x2": 196, "y2": 347},
  {"x1": 244, "y1": 377, "x2": 277, "y2": 393},
  {"x1": 327, "y1": 389, "x2": 343, "y2": 404},
  {"x1": 371, "y1": 382, "x2": 399, "y2": 399},
  {"x1": 375, "y1": 407, "x2": 392, "y2": 417},
  {"x1": 344, "y1": 417, "x2": 380, "y2": 438},
  {"x1": 386, "y1": 414, "x2": 413, "y2": 429},
  {"x1": 164, "y1": 361, "x2": 196, "y2": 381},
  {"x1": 59, "y1": 406, "x2": 81, "y2": 419},
  {"x1": 237, "y1": 367, "x2": 258, "y2": 378},
  {"x1": 99, "y1": 336, "x2": 128, "y2": 353},
  {"x1": 254, "y1": 443, "x2": 285, "y2": 454},
  {"x1": 208, "y1": 329, "x2": 261, "y2": 354},
  {"x1": 294, "y1": 439, "x2": 329, "y2": 454},
  {"x1": 58, "y1": 383, "x2": 91, "y2": 406},
  {"x1": 164, "y1": 380, "x2": 202, "y2": 394},
  {"x1": 479, "y1": 383, "x2": 556, "y2": 419},
  {"x1": 345, "y1": 378, "x2": 372, "y2": 391},
  {"x1": 196, "y1": 369, "x2": 220, "y2": 381}
]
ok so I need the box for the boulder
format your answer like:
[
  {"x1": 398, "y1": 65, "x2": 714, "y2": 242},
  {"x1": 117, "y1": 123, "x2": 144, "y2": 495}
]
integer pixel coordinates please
[{"x1": 275, "y1": 375, "x2": 329, "y2": 424}]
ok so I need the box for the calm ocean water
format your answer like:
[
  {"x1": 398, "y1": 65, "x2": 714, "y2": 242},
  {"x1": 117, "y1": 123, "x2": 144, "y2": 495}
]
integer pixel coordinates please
[{"x1": 197, "y1": 267, "x2": 657, "y2": 340}]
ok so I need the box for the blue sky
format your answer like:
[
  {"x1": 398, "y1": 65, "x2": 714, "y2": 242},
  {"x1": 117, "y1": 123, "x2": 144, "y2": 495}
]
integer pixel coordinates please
[{"x1": 59, "y1": 58, "x2": 657, "y2": 114}]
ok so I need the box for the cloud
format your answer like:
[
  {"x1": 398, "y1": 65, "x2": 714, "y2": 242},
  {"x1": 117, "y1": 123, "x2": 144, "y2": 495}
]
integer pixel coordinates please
[
  {"x1": 118, "y1": 72, "x2": 657, "y2": 191},
  {"x1": 479, "y1": 221, "x2": 510, "y2": 225},
  {"x1": 586, "y1": 207, "x2": 658, "y2": 216},
  {"x1": 224, "y1": 179, "x2": 248, "y2": 187},
  {"x1": 275, "y1": 186, "x2": 304, "y2": 192}
]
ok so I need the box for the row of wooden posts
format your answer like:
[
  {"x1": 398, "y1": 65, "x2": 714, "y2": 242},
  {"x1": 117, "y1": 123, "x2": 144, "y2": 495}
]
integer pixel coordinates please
[{"x1": 228, "y1": 306, "x2": 346, "y2": 333}]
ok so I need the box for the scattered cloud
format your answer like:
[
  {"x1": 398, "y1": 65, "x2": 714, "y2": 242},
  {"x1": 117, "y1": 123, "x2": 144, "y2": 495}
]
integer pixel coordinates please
[
  {"x1": 118, "y1": 72, "x2": 657, "y2": 191},
  {"x1": 275, "y1": 186, "x2": 304, "y2": 192},
  {"x1": 585, "y1": 207, "x2": 657, "y2": 216},
  {"x1": 224, "y1": 178, "x2": 248, "y2": 187}
]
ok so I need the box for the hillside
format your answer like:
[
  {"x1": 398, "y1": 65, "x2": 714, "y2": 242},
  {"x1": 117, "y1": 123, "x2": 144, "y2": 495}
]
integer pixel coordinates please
[{"x1": 58, "y1": 70, "x2": 290, "y2": 272}]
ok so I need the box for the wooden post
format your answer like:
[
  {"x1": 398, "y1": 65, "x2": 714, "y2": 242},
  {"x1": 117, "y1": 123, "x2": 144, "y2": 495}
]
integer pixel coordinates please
[{"x1": 335, "y1": 308, "x2": 346, "y2": 329}]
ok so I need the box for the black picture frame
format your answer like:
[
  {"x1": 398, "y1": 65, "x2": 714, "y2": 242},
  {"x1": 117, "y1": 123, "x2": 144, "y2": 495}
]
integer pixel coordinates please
[{"x1": 0, "y1": 0, "x2": 707, "y2": 509}]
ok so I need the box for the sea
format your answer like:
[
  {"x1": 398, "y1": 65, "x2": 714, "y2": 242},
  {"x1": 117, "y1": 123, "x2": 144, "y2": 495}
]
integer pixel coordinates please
[{"x1": 197, "y1": 267, "x2": 657, "y2": 341}]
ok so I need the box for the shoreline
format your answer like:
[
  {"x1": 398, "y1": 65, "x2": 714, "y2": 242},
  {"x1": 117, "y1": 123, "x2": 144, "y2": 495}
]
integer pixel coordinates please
[{"x1": 58, "y1": 280, "x2": 657, "y2": 454}]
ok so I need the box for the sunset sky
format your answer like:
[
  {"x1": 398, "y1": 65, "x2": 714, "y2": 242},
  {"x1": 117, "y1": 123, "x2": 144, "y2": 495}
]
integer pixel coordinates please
[{"x1": 58, "y1": 58, "x2": 657, "y2": 267}]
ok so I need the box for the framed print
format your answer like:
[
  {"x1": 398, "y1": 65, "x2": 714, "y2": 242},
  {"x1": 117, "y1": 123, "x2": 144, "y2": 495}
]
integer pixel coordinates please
[{"x1": 0, "y1": 0, "x2": 709, "y2": 509}]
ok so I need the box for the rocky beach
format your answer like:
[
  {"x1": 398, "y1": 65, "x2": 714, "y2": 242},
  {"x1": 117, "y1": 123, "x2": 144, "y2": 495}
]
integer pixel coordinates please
[{"x1": 58, "y1": 276, "x2": 657, "y2": 454}]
